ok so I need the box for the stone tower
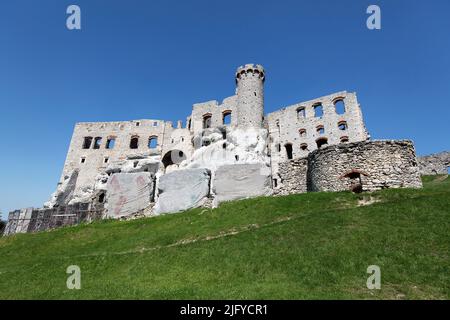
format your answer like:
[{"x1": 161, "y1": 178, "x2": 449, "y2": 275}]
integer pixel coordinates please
[{"x1": 235, "y1": 64, "x2": 265, "y2": 128}]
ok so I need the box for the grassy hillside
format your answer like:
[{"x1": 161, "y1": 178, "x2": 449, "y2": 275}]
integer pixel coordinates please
[{"x1": 0, "y1": 176, "x2": 449, "y2": 300}]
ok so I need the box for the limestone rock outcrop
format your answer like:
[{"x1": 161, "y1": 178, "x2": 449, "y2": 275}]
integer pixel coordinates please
[
  {"x1": 213, "y1": 164, "x2": 272, "y2": 205},
  {"x1": 154, "y1": 168, "x2": 211, "y2": 214}
]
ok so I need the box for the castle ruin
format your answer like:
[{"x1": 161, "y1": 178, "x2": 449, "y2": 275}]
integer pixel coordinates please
[{"x1": 3, "y1": 64, "x2": 425, "y2": 236}]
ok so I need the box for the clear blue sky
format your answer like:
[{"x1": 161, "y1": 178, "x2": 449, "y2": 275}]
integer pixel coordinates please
[{"x1": 1, "y1": 0, "x2": 449, "y2": 219}]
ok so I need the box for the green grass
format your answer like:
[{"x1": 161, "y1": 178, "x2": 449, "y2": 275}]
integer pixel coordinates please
[{"x1": 0, "y1": 175, "x2": 449, "y2": 300}]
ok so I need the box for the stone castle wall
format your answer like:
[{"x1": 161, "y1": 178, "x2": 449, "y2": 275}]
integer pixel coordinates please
[
  {"x1": 4, "y1": 64, "x2": 429, "y2": 237},
  {"x1": 274, "y1": 158, "x2": 308, "y2": 196},
  {"x1": 266, "y1": 91, "x2": 369, "y2": 180},
  {"x1": 307, "y1": 140, "x2": 422, "y2": 192}
]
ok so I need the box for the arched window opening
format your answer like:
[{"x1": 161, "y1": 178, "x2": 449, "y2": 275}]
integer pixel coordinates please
[
  {"x1": 130, "y1": 136, "x2": 139, "y2": 149},
  {"x1": 148, "y1": 136, "x2": 158, "y2": 149},
  {"x1": 223, "y1": 111, "x2": 232, "y2": 125},
  {"x1": 340, "y1": 136, "x2": 349, "y2": 143},
  {"x1": 285, "y1": 143, "x2": 293, "y2": 160},
  {"x1": 314, "y1": 103, "x2": 323, "y2": 117},
  {"x1": 299, "y1": 129, "x2": 307, "y2": 137},
  {"x1": 203, "y1": 114, "x2": 212, "y2": 129},
  {"x1": 300, "y1": 143, "x2": 308, "y2": 151},
  {"x1": 98, "y1": 193, "x2": 105, "y2": 203},
  {"x1": 334, "y1": 99, "x2": 346, "y2": 115},
  {"x1": 93, "y1": 137, "x2": 102, "y2": 149},
  {"x1": 316, "y1": 137, "x2": 328, "y2": 149},
  {"x1": 297, "y1": 107, "x2": 306, "y2": 119},
  {"x1": 338, "y1": 121, "x2": 348, "y2": 131},
  {"x1": 82, "y1": 137, "x2": 93, "y2": 149},
  {"x1": 162, "y1": 150, "x2": 186, "y2": 168},
  {"x1": 316, "y1": 125, "x2": 325, "y2": 135},
  {"x1": 341, "y1": 169, "x2": 369, "y2": 193}
]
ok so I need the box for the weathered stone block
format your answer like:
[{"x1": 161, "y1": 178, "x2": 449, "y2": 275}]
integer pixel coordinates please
[
  {"x1": 154, "y1": 168, "x2": 211, "y2": 214},
  {"x1": 105, "y1": 172, "x2": 154, "y2": 218},
  {"x1": 213, "y1": 164, "x2": 272, "y2": 205}
]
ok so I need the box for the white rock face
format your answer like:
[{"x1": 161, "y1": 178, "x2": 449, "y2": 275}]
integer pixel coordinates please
[
  {"x1": 213, "y1": 163, "x2": 272, "y2": 206},
  {"x1": 105, "y1": 172, "x2": 154, "y2": 218},
  {"x1": 44, "y1": 170, "x2": 79, "y2": 208},
  {"x1": 154, "y1": 168, "x2": 211, "y2": 215},
  {"x1": 45, "y1": 156, "x2": 160, "y2": 208},
  {"x1": 182, "y1": 127, "x2": 270, "y2": 172}
]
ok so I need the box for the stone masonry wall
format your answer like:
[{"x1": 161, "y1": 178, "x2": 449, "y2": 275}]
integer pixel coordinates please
[
  {"x1": 418, "y1": 152, "x2": 450, "y2": 175},
  {"x1": 235, "y1": 64, "x2": 265, "y2": 128},
  {"x1": 308, "y1": 140, "x2": 423, "y2": 192},
  {"x1": 266, "y1": 91, "x2": 369, "y2": 180},
  {"x1": 274, "y1": 158, "x2": 308, "y2": 195}
]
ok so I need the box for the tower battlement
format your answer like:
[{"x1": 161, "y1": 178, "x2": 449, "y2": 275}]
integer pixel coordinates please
[{"x1": 235, "y1": 64, "x2": 265, "y2": 83}]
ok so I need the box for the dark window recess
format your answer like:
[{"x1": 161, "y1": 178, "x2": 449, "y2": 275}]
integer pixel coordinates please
[
  {"x1": 93, "y1": 137, "x2": 102, "y2": 149},
  {"x1": 297, "y1": 107, "x2": 306, "y2": 119},
  {"x1": 316, "y1": 138, "x2": 328, "y2": 149},
  {"x1": 202, "y1": 140, "x2": 211, "y2": 147},
  {"x1": 203, "y1": 115, "x2": 212, "y2": 129},
  {"x1": 98, "y1": 193, "x2": 105, "y2": 203},
  {"x1": 285, "y1": 144, "x2": 293, "y2": 160},
  {"x1": 82, "y1": 137, "x2": 93, "y2": 149},
  {"x1": 130, "y1": 136, "x2": 139, "y2": 149}
]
